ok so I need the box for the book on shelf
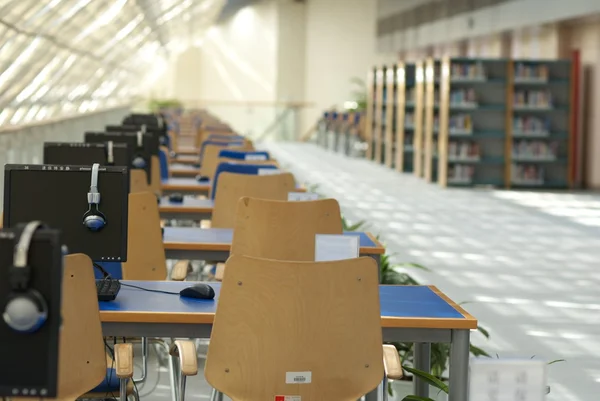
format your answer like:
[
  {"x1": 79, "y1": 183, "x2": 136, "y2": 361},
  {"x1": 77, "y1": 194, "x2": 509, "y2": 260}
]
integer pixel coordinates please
[
  {"x1": 514, "y1": 63, "x2": 549, "y2": 82},
  {"x1": 511, "y1": 164, "x2": 545, "y2": 184},
  {"x1": 450, "y1": 61, "x2": 487, "y2": 82},
  {"x1": 513, "y1": 90, "x2": 553, "y2": 108}
]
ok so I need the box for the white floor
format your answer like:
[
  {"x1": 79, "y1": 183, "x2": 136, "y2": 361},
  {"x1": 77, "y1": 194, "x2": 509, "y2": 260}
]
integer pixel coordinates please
[{"x1": 260, "y1": 142, "x2": 600, "y2": 401}]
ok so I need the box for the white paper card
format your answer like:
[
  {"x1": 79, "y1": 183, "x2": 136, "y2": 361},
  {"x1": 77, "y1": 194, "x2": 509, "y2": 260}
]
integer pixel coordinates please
[
  {"x1": 245, "y1": 154, "x2": 267, "y2": 161},
  {"x1": 469, "y1": 358, "x2": 546, "y2": 401},
  {"x1": 287, "y1": 192, "x2": 319, "y2": 201},
  {"x1": 258, "y1": 168, "x2": 281, "y2": 175},
  {"x1": 315, "y1": 234, "x2": 359, "y2": 261},
  {"x1": 285, "y1": 372, "x2": 312, "y2": 384}
]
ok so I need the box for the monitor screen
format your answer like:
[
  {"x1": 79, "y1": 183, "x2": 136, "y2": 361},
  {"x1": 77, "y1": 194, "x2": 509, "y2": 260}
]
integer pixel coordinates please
[
  {"x1": 123, "y1": 114, "x2": 159, "y2": 128},
  {"x1": 0, "y1": 228, "x2": 62, "y2": 397},
  {"x1": 43, "y1": 142, "x2": 131, "y2": 167},
  {"x1": 85, "y1": 131, "x2": 155, "y2": 185},
  {"x1": 3, "y1": 165, "x2": 129, "y2": 262}
]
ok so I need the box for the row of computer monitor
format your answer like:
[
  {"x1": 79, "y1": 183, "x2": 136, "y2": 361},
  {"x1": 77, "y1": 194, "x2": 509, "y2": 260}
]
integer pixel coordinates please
[{"x1": 1, "y1": 113, "x2": 171, "y2": 265}]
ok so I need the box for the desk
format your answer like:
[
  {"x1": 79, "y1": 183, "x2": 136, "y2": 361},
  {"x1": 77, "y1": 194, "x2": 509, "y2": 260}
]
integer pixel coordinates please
[
  {"x1": 162, "y1": 178, "x2": 210, "y2": 196},
  {"x1": 170, "y1": 164, "x2": 201, "y2": 177},
  {"x1": 163, "y1": 227, "x2": 385, "y2": 267},
  {"x1": 176, "y1": 147, "x2": 199, "y2": 156},
  {"x1": 162, "y1": 178, "x2": 308, "y2": 197},
  {"x1": 159, "y1": 198, "x2": 214, "y2": 220},
  {"x1": 172, "y1": 155, "x2": 199, "y2": 165},
  {"x1": 100, "y1": 282, "x2": 475, "y2": 401}
]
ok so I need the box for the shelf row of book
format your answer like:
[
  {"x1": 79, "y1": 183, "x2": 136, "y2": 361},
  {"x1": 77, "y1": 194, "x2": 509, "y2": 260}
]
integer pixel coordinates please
[{"x1": 365, "y1": 55, "x2": 578, "y2": 189}]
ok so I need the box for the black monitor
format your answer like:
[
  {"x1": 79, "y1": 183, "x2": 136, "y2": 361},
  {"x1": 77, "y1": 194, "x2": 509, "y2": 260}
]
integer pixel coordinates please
[
  {"x1": 3, "y1": 164, "x2": 129, "y2": 262},
  {"x1": 0, "y1": 224, "x2": 62, "y2": 397},
  {"x1": 85, "y1": 131, "x2": 156, "y2": 185},
  {"x1": 106, "y1": 124, "x2": 167, "y2": 146},
  {"x1": 43, "y1": 142, "x2": 131, "y2": 167},
  {"x1": 123, "y1": 113, "x2": 159, "y2": 128}
]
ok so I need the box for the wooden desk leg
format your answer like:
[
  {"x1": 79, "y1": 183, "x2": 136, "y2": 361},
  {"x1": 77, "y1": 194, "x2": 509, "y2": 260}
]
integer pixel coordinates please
[{"x1": 449, "y1": 329, "x2": 470, "y2": 401}]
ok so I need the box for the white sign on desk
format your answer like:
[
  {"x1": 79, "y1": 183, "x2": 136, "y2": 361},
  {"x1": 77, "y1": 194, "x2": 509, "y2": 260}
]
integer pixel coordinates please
[
  {"x1": 287, "y1": 192, "x2": 319, "y2": 201},
  {"x1": 245, "y1": 154, "x2": 268, "y2": 161},
  {"x1": 469, "y1": 358, "x2": 546, "y2": 401},
  {"x1": 315, "y1": 234, "x2": 359, "y2": 261},
  {"x1": 258, "y1": 168, "x2": 281, "y2": 175}
]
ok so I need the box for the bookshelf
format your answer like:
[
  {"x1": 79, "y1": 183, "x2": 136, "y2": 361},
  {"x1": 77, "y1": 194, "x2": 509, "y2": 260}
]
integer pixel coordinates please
[
  {"x1": 384, "y1": 65, "x2": 398, "y2": 168},
  {"x1": 413, "y1": 62, "x2": 426, "y2": 177},
  {"x1": 365, "y1": 67, "x2": 376, "y2": 160},
  {"x1": 373, "y1": 66, "x2": 386, "y2": 164},
  {"x1": 508, "y1": 58, "x2": 575, "y2": 188},
  {"x1": 395, "y1": 63, "x2": 414, "y2": 173},
  {"x1": 423, "y1": 58, "x2": 440, "y2": 182},
  {"x1": 438, "y1": 57, "x2": 510, "y2": 187}
]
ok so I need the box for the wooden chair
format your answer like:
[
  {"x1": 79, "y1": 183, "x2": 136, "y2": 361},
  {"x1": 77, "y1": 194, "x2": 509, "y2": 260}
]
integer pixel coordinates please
[
  {"x1": 211, "y1": 172, "x2": 296, "y2": 229},
  {"x1": 205, "y1": 255, "x2": 402, "y2": 401},
  {"x1": 129, "y1": 170, "x2": 151, "y2": 193},
  {"x1": 54, "y1": 253, "x2": 133, "y2": 401},
  {"x1": 123, "y1": 191, "x2": 190, "y2": 281},
  {"x1": 231, "y1": 197, "x2": 343, "y2": 261},
  {"x1": 198, "y1": 144, "x2": 245, "y2": 179}
]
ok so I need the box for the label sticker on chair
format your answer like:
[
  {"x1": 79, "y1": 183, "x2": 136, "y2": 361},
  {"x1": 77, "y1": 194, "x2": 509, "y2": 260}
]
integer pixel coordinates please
[
  {"x1": 315, "y1": 234, "x2": 359, "y2": 261},
  {"x1": 285, "y1": 371, "x2": 312, "y2": 384},
  {"x1": 258, "y1": 168, "x2": 281, "y2": 175},
  {"x1": 245, "y1": 154, "x2": 267, "y2": 161},
  {"x1": 287, "y1": 192, "x2": 319, "y2": 201},
  {"x1": 275, "y1": 396, "x2": 301, "y2": 401}
]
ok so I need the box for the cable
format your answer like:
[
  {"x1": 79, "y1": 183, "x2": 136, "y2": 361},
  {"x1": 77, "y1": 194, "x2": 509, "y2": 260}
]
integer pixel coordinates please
[
  {"x1": 120, "y1": 283, "x2": 179, "y2": 296},
  {"x1": 93, "y1": 262, "x2": 112, "y2": 280},
  {"x1": 138, "y1": 344, "x2": 162, "y2": 398}
]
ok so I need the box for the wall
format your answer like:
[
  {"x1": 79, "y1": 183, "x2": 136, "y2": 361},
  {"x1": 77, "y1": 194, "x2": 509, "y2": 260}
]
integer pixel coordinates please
[{"x1": 303, "y1": 0, "x2": 396, "y2": 135}]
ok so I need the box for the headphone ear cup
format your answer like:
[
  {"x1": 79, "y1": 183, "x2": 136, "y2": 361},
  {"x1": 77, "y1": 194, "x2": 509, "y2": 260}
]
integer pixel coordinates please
[
  {"x1": 132, "y1": 155, "x2": 146, "y2": 169},
  {"x1": 83, "y1": 209, "x2": 106, "y2": 232},
  {"x1": 3, "y1": 290, "x2": 48, "y2": 333}
]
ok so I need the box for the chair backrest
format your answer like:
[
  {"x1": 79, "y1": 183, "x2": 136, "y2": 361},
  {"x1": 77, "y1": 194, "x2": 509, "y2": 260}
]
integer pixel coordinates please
[
  {"x1": 159, "y1": 146, "x2": 170, "y2": 179},
  {"x1": 58, "y1": 254, "x2": 106, "y2": 399},
  {"x1": 199, "y1": 140, "x2": 244, "y2": 160},
  {"x1": 231, "y1": 197, "x2": 342, "y2": 260},
  {"x1": 121, "y1": 192, "x2": 167, "y2": 280},
  {"x1": 212, "y1": 172, "x2": 296, "y2": 228},
  {"x1": 150, "y1": 155, "x2": 162, "y2": 196},
  {"x1": 205, "y1": 255, "x2": 384, "y2": 401},
  {"x1": 207, "y1": 134, "x2": 244, "y2": 143},
  {"x1": 218, "y1": 149, "x2": 270, "y2": 161},
  {"x1": 199, "y1": 144, "x2": 245, "y2": 180},
  {"x1": 130, "y1": 169, "x2": 151, "y2": 193},
  {"x1": 210, "y1": 162, "x2": 279, "y2": 199}
]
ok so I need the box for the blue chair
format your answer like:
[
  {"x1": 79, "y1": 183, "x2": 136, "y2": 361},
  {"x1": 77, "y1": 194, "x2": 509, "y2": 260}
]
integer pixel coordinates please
[
  {"x1": 158, "y1": 147, "x2": 170, "y2": 180},
  {"x1": 218, "y1": 149, "x2": 270, "y2": 161},
  {"x1": 211, "y1": 162, "x2": 278, "y2": 199}
]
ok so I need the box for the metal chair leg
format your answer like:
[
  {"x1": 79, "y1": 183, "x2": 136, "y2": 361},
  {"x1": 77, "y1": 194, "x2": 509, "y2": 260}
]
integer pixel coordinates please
[
  {"x1": 382, "y1": 376, "x2": 389, "y2": 401},
  {"x1": 210, "y1": 388, "x2": 217, "y2": 401},
  {"x1": 134, "y1": 337, "x2": 148, "y2": 383},
  {"x1": 119, "y1": 378, "x2": 128, "y2": 401}
]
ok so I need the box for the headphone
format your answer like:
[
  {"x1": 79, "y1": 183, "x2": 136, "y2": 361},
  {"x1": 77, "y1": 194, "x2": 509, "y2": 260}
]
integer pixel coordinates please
[
  {"x1": 105, "y1": 140, "x2": 114, "y2": 166},
  {"x1": 82, "y1": 163, "x2": 107, "y2": 231},
  {"x1": 3, "y1": 221, "x2": 49, "y2": 333},
  {"x1": 132, "y1": 131, "x2": 147, "y2": 169}
]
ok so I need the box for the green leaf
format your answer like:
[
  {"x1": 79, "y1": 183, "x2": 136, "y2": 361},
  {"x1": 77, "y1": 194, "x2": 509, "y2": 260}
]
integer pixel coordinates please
[
  {"x1": 476, "y1": 325, "x2": 490, "y2": 339},
  {"x1": 402, "y1": 366, "x2": 449, "y2": 394},
  {"x1": 402, "y1": 396, "x2": 436, "y2": 401},
  {"x1": 470, "y1": 344, "x2": 491, "y2": 357},
  {"x1": 548, "y1": 359, "x2": 565, "y2": 365},
  {"x1": 396, "y1": 262, "x2": 430, "y2": 271}
]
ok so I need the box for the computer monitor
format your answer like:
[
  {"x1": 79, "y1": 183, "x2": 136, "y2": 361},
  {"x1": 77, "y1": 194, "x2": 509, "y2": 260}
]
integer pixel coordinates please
[
  {"x1": 3, "y1": 164, "x2": 129, "y2": 262},
  {"x1": 123, "y1": 113, "x2": 159, "y2": 128},
  {"x1": 0, "y1": 224, "x2": 62, "y2": 397},
  {"x1": 43, "y1": 142, "x2": 131, "y2": 167},
  {"x1": 106, "y1": 124, "x2": 167, "y2": 146},
  {"x1": 84, "y1": 131, "x2": 156, "y2": 185}
]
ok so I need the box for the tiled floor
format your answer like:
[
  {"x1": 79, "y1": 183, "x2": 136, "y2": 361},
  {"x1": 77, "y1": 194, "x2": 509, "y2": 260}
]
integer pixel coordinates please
[{"x1": 260, "y1": 142, "x2": 600, "y2": 401}]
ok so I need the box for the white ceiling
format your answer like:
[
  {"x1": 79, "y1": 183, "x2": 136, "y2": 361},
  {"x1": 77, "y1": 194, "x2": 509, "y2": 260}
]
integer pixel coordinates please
[{"x1": 0, "y1": 0, "x2": 226, "y2": 126}]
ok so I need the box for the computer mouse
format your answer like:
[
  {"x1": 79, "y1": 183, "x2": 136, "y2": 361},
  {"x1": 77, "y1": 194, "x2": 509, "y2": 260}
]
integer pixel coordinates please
[
  {"x1": 169, "y1": 193, "x2": 184, "y2": 203},
  {"x1": 179, "y1": 284, "x2": 215, "y2": 300},
  {"x1": 195, "y1": 175, "x2": 210, "y2": 182}
]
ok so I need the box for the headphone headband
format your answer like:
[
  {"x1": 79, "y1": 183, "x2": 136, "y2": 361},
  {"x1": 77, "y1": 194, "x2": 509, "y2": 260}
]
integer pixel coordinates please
[
  {"x1": 87, "y1": 163, "x2": 101, "y2": 205},
  {"x1": 13, "y1": 221, "x2": 46, "y2": 269},
  {"x1": 137, "y1": 131, "x2": 143, "y2": 147},
  {"x1": 106, "y1": 141, "x2": 114, "y2": 164}
]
